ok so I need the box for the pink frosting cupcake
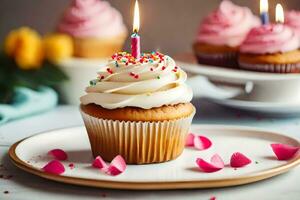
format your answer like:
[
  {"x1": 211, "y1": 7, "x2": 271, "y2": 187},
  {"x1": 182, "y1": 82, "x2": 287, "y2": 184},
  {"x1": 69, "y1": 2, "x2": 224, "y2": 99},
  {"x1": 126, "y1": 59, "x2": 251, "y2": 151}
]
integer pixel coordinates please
[
  {"x1": 57, "y1": 0, "x2": 128, "y2": 58},
  {"x1": 239, "y1": 24, "x2": 300, "y2": 73},
  {"x1": 285, "y1": 11, "x2": 300, "y2": 38},
  {"x1": 193, "y1": 0, "x2": 260, "y2": 68}
]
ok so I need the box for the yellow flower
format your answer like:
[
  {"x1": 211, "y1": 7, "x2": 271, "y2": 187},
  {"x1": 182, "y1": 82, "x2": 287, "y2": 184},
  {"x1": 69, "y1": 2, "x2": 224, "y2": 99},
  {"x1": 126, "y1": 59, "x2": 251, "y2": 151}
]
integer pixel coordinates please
[
  {"x1": 4, "y1": 29, "x2": 19, "y2": 56},
  {"x1": 4, "y1": 27, "x2": 44, "y2": 70},
  {"x1": 43, "y1": 34, "x2": 73, "y2": 63}
]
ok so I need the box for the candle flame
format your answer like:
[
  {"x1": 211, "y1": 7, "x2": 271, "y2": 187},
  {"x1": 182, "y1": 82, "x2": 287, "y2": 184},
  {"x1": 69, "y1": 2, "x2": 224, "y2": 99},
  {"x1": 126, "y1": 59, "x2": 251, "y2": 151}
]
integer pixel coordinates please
[
  {"x1": 276, "y1": 4, "x2": 284, "y2": 23},
  {"x1": 260, "y1": 0, "x2": 268, "y2": 14},
  {"x1": 133, "y1": 0, "x2": 140, "y2": 33}
]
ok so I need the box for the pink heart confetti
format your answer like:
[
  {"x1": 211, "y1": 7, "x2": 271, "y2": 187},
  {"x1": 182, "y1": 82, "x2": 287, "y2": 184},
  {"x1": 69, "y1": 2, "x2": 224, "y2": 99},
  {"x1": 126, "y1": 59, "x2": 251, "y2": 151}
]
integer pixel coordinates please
[
  {"x1": 194, "y1": 136, "x2": 213, "y2": 150},
  {"x1": 271, "y1": 144, "x2": 299, "y2": 160},
  {"x1": 196, "y1": 154, "x2": 224, "y2": 173},
  {"x1": 186, "y1": 133, "x2": 212, "y2": 150},
  {"x1": 42, "y1": 160, "x2": 65, "y2": 175},
  {"x1": 91, "y1": 155, "x2": 127, "y2": 176},
  {"x1": 186, "y1": 133, "x2": 195, "y2": 147},
  {"x1": 107, "y1": 155, "x2": 127, "y2": 176},
  {"x1": 230, "y1": 152, "x2": 252, "y2": 168},
  {"x1": 68, "y1": 163, "x2": 75, "y2": 169},
  {"x1": 92, "y1": 156, "x2": 108, "y2": 170},
  {"x1": 48, "y1": 149, "x2": 68, "y2": 161}
]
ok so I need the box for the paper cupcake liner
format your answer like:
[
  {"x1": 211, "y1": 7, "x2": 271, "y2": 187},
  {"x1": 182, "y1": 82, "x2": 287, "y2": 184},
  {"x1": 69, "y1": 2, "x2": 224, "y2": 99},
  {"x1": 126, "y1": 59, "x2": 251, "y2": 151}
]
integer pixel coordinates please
[
  {"x1": 195, "y1": 52, "x2": 238, "y2": 68},
  {"x1": 239, "y1": 62, "x2": 300, "y2": 73},
  {"x1": 80, "y1": 110, "x2": 195, "y2": 164}
]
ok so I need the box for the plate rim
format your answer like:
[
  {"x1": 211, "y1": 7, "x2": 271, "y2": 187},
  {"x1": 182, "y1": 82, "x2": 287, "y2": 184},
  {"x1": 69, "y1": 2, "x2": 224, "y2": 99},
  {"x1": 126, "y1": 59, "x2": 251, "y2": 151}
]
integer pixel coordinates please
[{"x1": 9, "y1": 125, "x2": 300, "y2": 190}]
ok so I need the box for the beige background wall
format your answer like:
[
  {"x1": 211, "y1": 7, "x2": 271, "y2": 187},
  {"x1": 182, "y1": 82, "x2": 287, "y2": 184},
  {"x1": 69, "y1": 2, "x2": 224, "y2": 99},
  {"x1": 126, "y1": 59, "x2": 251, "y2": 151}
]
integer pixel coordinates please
[{"x1": 0, "y1": 0, "x2": 299, "y2": 55}]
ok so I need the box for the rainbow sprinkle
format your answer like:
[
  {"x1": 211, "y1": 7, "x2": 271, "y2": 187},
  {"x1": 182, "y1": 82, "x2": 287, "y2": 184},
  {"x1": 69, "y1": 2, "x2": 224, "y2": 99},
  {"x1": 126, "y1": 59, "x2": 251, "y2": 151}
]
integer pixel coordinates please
[
  {"x1": 92, "y1": 52, "x2": 178, "y2": 83},
  {"x1": 106, "y1": 68, "x2": 113, "y2": 74},
  {"x1": 89, "y1": 79, "x2": 98, "y2": 86},
  {"x1": 111, "y1": 52, "x2": 166, "y2": 65}
]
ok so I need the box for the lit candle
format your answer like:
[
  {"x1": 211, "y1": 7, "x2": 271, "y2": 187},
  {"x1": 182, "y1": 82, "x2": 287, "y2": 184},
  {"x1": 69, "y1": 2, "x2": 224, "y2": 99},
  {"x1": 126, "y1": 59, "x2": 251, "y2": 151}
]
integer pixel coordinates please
[
  {"x1": 131, "y1": 0, "x2": 141, "y2": 59},
  {"x1": 260, "y1": 0, "x2": 269, "y2": 25},
  {"x1": 276, "y1": 4, "x2": 284, "y2": 23}
]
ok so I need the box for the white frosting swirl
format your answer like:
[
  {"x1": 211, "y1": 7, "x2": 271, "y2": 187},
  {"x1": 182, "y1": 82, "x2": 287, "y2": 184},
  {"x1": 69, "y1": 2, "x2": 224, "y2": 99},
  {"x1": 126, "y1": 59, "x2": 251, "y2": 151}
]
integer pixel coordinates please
[{"x1": 80, "y1": 53, "x2": 193, "y2": 109}]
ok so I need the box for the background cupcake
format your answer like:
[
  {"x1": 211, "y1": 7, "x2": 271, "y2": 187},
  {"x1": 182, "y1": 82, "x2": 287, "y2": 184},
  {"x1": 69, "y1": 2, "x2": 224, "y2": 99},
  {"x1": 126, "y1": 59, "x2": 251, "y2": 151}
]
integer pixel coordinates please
[
  {"x1": 193, "y1": 0, "x2": 260, "y2": 68},
  {"x1": 58, "y1": 0, "x2": 127, "y2": 58},
  {"x1": 80, "y1": 52, "x2": 195, "y2": 164},
  {"x1": 239, "y1": 24, "x2": 300, "y2": 73},
  {"x1": 285, "y1": 11, "x2": 300, "y2": 37},
  {"x1": 56, "y1": 0, "x2": 128, "y2": 105}
]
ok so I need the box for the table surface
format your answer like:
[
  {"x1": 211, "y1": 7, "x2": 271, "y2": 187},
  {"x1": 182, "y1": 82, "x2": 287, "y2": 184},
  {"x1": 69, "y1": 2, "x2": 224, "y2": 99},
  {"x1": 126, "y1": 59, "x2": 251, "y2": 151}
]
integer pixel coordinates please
[{"x1": 1, "y1": 99, "x2": 300, "y2": 200}]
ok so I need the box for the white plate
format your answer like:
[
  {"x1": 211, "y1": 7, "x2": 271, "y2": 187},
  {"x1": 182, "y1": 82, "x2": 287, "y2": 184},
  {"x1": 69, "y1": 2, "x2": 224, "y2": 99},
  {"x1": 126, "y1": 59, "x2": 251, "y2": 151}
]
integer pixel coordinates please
[
  {"x1": 9, "y1": 125, "x2": 300, "y2": 190},
  {"x1": 187, "y1": 76, "x2": 300, "y2": 116}
]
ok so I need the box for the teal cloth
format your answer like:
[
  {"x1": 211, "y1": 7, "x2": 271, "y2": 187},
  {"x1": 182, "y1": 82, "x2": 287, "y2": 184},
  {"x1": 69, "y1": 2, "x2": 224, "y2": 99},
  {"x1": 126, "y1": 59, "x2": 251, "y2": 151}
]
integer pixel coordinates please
[{"x1": 0, "y1": 87, "x2": 58, "y2": 125}]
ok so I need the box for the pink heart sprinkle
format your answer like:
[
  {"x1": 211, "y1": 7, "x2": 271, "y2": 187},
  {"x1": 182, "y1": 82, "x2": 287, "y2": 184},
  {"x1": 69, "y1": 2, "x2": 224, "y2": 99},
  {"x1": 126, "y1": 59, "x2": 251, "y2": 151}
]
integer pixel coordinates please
[
  {"x1": 185, "y1": 133, "x2": 195, "y2": 147},
  {"x1": 107, "y1": 155, "x2": 127, "y2": 176},
  {"x1": 42, "y1": 160, "x2": 65, "y2": 175},
  {"x1": 48, "y1": 149, "x2": 68, "y2": 161},
  {"x1": 186, "y1": 133, "x2": 212, "y2": 150},
  {"x1": 68, "y1": 163, "x2": 75, "y2": 169},
  {"x1": 271, "y1": 144, "x2": 299, "y2": 160},
  {"x1": 196, "y1": 154, "x2": 224, "y2": 173},
  {"x1": 92, "y1": 156, "x2": 108, "y2": 170},
  {"x1": 194, "y1": 136, "x2": 212, "y2": 150},
  {"x1": 230, "y1": 152, "x2": 252, "y2": 168}
]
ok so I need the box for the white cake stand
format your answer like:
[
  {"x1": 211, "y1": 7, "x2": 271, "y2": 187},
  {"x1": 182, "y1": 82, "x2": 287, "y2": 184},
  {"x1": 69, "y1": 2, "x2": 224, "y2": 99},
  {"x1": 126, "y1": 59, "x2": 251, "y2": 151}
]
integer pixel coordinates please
[{"x1": 179, "y1": 61, "x2": 300, "y2": 104}]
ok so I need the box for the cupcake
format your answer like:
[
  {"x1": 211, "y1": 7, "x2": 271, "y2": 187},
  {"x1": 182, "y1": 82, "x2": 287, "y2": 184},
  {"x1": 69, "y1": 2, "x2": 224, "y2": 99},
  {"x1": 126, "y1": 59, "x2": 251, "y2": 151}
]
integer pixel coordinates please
[
  {"x1": 239, "y1": 24, "x2": 300, "y2": 73},
  {"x1": 193, "y1": 0, "x2": 260, "y2": 68},
  {"x1": 285, "y1": 11, "x2": 300, "y2": 37},
  {"x1": 57, "y1": 0, "x2": 127, "y2": 58},
  {"x1": 80, "y1": 52, "x2": 195, "y2": 164}
]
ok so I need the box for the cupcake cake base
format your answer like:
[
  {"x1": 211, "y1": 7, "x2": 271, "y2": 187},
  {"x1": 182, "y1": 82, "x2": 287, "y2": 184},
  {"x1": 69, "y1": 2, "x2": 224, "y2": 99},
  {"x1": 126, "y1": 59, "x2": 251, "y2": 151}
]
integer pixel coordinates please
[
  {"x1": 239, "y1": 50, "x2": 300, "y2": 73},
  {"x1": 74, "y1": 33, "x2": 127, "y2": 58},
  {"x1": 193, "y1": 43, "x2": 238, "y2": 68},
  {"x1": 80, "y1": 103, "x2": 195, "y2": 164},
  {"x1": 239, "y1": 62, "x2": 300, "y2": 73},
  {"x1": 195, "y1": 52, "x2": 238, "y2": 69}
]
